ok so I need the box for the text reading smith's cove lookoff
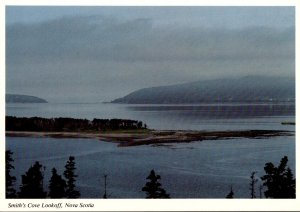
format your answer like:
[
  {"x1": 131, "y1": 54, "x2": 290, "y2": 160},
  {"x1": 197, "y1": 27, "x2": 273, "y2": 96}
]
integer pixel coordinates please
[{"x1": 8, "y1": 202, "x2": 95, "y2": 209}]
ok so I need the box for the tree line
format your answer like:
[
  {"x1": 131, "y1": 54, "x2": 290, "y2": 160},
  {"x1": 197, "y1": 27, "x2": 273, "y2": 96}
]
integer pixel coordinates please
[
  {"x1": 6, "y1": 150, "x2": 295, "y2": 199},
  {"x1": 6, "y1": 151, "x2": 80, "y2": 198},
  {"x1": 6, "y1": 116, "x2": 147, "y2": 132}
]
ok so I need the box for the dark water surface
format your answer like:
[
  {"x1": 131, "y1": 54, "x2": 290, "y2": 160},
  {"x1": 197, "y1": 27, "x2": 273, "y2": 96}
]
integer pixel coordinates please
[{"x1": 6, "y1": 136, "x2": 295, "y2": 198}]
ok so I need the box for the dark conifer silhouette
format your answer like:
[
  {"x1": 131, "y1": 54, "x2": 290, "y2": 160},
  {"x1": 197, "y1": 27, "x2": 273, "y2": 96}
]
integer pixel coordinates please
[
  {"x1": 261, "y1": 156, "x2": 295, "y2": 198},
  {"x1": 6, "y1": 150, "x2": 17, "y2": 198},
  {"x1": 48, "y1": 168, "x2": 66, "y2": 198},
  {"x1": 63, "y1": 156, "x2": 80, "y2": 198},
  {"x1": 142, "y1": 169, "x2": 170, "y2": 198},
  {"x1": 226, "y1": 186, "x2": 234, "y2": 198},
  {"x1": 18, "y1": 161, "x2": 47, "y2": 198},
  {"x1": 6, "y1": 116, "x2": 147, "y2": 132},
  {"x1": 249, "y1": 171, "x2": 258, "y2": 198}
]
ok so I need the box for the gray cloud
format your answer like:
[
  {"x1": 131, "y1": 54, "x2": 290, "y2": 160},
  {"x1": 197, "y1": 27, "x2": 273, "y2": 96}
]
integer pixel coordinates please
[
  {"x1": 6, "y1": 15, "x2": 295, "y2": 102},
  {"x1": 7, "y1": 16, "x2": 294, "y2": 63}
]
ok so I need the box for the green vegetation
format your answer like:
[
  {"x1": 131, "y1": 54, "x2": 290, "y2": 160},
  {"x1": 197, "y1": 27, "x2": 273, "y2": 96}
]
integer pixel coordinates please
[
  {"x1": 5, "y1": 150, "x2": 17, "y2": 198},
  {"x1": 243, "y1": 156, "x2": 295, "y2": 199},
  {"x1": 6, "y1": 116, "x2": 147, "y2": 132},
  {"x1": 142, "y1": 170, "x2": 170, "y2": 198},
  {"x1": 48, "y1": 168, "x2": 66, "y2": 198},
  {"x1": 261, "y1": 156, "x2": 295, "y2": 198},
  {"x1": 99, "y1": 128, "x2": 151, "y2": 134},
  {"x1": 225, "y1": 186, "x2": 234, "y2": 198},
  {"x1": 64, "y1": 156, "x2": 80, "y2": 198},
  {"x1": 6, "y1": 116, "x2": 293, "y2": 147},
  {"x1": 6, "y1": 153, "x2": 81, "y2": 199},
  {"x1": 281, "y1": 122, "x2": 295, "y2": 125},
  {"x1": 18, "y1": 161, "x2": 47, "y2": 198}
]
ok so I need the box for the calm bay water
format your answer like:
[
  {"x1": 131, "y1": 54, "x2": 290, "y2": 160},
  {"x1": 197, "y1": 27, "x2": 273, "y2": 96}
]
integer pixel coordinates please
[
  {"x1": 6, "y1": 102, "x2": 295, "y2": 131},
  {"x1": 5, "y1": 102, "x2": 295, "y2": 198}
]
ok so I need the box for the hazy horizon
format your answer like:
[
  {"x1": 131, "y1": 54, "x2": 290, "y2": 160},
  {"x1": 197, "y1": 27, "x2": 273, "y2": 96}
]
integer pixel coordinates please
[{"x1": 6, "y1": 6, "x2": 295, "y2": 103}]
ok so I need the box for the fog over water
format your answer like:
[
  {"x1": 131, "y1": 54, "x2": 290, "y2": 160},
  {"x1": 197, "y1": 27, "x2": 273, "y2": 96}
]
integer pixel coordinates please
[{"x1": 6, "y1": 7, "x2": 295, "y2": 103}]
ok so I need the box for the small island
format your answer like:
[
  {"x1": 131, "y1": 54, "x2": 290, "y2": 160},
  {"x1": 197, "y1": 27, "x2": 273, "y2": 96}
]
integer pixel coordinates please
[{"x1": 6, "y1": 116, "x2": 293, "y2": 147}]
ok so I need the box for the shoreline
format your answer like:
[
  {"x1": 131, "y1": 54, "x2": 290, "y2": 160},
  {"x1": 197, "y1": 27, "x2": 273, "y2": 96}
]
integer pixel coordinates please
[{"x1": 6, "y1": 129, "x2": 294, "y2": 147}]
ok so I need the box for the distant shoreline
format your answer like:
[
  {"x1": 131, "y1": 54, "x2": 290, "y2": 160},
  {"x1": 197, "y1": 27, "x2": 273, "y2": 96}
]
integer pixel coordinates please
[{"x1": 6, "y1": 129, "x2": 294, "y2": 147}]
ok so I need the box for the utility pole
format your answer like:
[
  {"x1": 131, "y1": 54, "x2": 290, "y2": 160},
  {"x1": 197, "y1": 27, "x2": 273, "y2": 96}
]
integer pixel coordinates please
[
  {"x1": 259, "y1": 184, "x2": 263, "y2": 199},
  {"x1": 103, "y1": 174, "x2": 107, "y2": 199},
  {"x1": 250, "y1": 171, "x2": 258, "y2": 198}
]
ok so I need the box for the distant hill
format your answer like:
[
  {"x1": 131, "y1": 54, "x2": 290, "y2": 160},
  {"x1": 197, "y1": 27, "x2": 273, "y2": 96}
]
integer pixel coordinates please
[
  {"x1": 6, "y1": 94, "x2": 47, "y2": 103},
  {"x1": 112, "y1": 76, "x2": 295, "y2": 104}
]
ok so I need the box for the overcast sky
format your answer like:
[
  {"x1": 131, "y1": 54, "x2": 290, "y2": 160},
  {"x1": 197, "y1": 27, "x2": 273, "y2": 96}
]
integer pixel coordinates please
[{"x1": 6, "y1": 6, "x2": 295, "y2": 103}]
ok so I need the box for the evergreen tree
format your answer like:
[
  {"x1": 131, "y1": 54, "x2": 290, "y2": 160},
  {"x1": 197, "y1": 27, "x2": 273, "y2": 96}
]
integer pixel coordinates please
[
  {"x1": 18, "y1": 161, "x2": 47, "y2": 198},
  {"x1": 6, "y1": 150, "x2": 17, "y2": 198},
  {"x1": 249, "y1": 171, "x2": 258, "y2": 198},
  {"x1": 284, "y1": 167, "x2": 296, "y2": 197},
  {"x1": 142, "y1": 169, "x2": 170, "y2": 198},
  {"x1": 261, "y1": 156, "x2": 295, "y2": 198},
  {"x1": 226, "y1": 186, "x2": 234, "y2": 198},
  {"x1": 48, "y1": 168, "x2": 66, "y2": 198},
  {"x1": 63, "y1": 156, "x2": 80, "y2": 198}
]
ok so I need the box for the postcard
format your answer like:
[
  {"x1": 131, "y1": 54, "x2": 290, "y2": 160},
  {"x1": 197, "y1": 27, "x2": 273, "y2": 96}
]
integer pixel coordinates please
[{"x1": 1, "y1": 1, "x2": 299, "y2": 211}]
